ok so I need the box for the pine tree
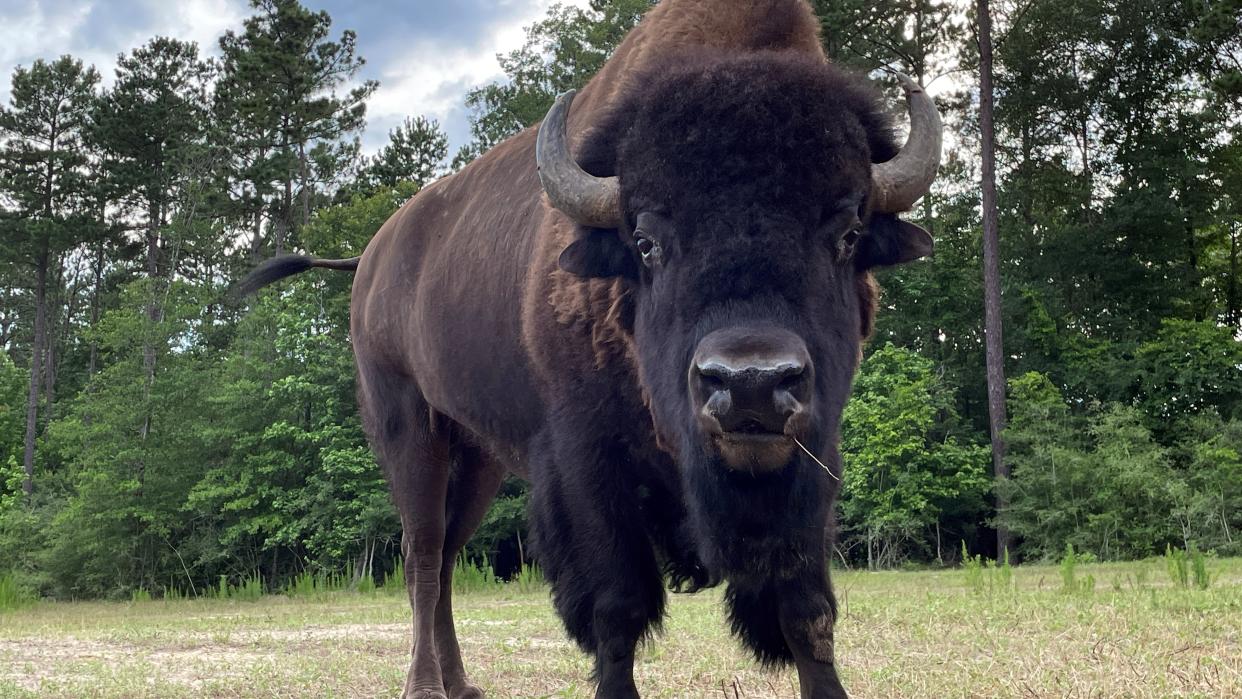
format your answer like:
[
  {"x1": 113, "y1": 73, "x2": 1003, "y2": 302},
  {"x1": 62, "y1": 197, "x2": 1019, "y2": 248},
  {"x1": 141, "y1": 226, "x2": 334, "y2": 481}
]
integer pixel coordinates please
[
  {"x1": 215, "y1": 0, "x2": 377, "y2": 257},
  {"x1": 0, "y1": 56, "x2": 99, "y2": 496}
]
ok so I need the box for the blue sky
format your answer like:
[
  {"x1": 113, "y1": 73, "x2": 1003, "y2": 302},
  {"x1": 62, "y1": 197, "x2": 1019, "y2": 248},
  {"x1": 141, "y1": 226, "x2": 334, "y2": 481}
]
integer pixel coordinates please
[{"x1": 0, "y1": 0, "x2": 592, "y2": 155}]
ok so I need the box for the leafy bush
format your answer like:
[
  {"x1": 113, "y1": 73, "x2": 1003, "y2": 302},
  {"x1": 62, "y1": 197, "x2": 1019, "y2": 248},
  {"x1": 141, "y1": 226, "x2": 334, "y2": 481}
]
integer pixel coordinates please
[
  {"x1": 1059, "y1": 543, "x2": 1094, "y2": 595},
  {"x1": 840, "y1": 345, "x2": 989, "y2": 568},
  {"x1": 0, "y1": 571, "x2": 34, "y2": 611}
]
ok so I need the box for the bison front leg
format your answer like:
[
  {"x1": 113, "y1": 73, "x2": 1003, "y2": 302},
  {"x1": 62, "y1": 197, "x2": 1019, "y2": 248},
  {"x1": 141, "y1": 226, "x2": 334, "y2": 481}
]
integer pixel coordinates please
[
  {"x1": 727, "y1": 570, "x2": 848, "y2": 698},
  {"x1": 778, "y1": 583, "x2": 848, "y2": 699},
  {"x1": 529, "y1": 431, "x2": 666, "y2": 699}
]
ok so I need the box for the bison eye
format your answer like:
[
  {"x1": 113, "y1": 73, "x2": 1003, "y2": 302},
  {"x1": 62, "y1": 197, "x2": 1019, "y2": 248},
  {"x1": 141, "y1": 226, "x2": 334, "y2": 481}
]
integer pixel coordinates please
[
  {"x1": 635, "y1": 235, "x2": 660, "y2": 265},
  {"x1": 838, "y1": 224, "x2": 862, "y2": 258}
]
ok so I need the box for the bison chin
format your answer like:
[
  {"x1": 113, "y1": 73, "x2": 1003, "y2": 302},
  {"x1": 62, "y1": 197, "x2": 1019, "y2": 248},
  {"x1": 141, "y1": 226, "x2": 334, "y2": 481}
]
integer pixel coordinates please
[
  {"x1": 712, "y1": 433, "x2": 798, "y2": 473},
  {"x1": 679, "y1": 434, "x2": 835, "y2": 584}
]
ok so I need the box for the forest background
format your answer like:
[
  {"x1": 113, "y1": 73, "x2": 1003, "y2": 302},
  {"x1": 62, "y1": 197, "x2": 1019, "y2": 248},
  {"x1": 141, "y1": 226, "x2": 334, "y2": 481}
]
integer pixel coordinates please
[{"x1": 1, "y1": 0, "x2": 1240, "y2": 599}]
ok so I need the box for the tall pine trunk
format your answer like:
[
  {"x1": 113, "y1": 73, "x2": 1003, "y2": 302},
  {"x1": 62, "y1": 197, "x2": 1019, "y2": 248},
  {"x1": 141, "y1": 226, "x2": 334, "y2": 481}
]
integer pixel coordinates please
[
  {"x1": 88, "y1": 240, "x2": 105, "y2": 378},
  {"x1": 978, "y1": 0, "x2": 1010, "y2": 557},
  {"x1": 22, "y1": 241, "x2": 49, "y2": 497},
  {"x1": 138, "y1": 202, "x2": 164, "y2": 494},
  {"x1": 1228, "y1": 222, "x2": 1239, "y2": 328}
]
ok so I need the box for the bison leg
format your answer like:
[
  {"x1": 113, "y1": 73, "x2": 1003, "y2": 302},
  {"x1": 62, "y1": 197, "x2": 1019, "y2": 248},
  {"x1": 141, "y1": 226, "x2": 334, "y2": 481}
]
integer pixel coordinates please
[
  {"x1": 727, "y1": 570, "x2": 848, "y2": 698},
  {"x1": 435, "y1": 443, "x2": 506, "y2": 699},
  {"x1": 530, "y1": 430, "x2": 665, "y2": 699},
  {"x1": 358, "y1": 366, "x2": 452, "y2": 699},
  {"x1": 777, "y1": 581, "x2": 848, "y2": 699}
]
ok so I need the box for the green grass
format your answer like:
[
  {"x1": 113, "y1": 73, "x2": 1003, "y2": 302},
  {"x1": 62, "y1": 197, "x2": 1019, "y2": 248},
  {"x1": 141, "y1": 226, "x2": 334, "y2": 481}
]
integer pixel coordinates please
[{"x1": 1, "y1": 558, "x2": 1239, "y2": 698}]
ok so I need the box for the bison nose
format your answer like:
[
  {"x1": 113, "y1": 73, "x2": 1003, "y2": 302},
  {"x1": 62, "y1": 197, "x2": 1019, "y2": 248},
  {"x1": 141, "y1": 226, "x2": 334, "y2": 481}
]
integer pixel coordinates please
[{"x1": 691, "y1": 327, "x2": 812, "y2": 438}]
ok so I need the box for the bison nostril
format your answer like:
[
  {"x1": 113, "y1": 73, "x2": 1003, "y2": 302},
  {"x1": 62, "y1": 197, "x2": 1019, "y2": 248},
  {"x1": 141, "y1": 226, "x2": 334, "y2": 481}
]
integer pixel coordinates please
[
  {"x1": 773, "y1": 389, "x2": 801, "y2": 418},
  {"x1": 777, "y1": 371, "x2": 805, "y2": 392},
  {"x1": 699, "y1": 372, "x2": 727, "y2": 394},
  {"x1": 704, "y1": 389, "x2": 733, "y2": 419}
]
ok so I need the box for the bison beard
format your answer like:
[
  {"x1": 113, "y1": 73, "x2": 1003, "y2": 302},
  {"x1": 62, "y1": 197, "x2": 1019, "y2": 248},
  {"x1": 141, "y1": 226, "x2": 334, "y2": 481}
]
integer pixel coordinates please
[{"x1": 237, "y1": 1, "x2": 941, "y2": 697}]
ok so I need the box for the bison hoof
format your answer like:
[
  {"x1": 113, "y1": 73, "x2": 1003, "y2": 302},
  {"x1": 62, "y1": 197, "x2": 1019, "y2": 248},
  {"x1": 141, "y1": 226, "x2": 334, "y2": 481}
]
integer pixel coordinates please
[{"x1": 450, "y1": 686, "x2": 485, "y2": 699}]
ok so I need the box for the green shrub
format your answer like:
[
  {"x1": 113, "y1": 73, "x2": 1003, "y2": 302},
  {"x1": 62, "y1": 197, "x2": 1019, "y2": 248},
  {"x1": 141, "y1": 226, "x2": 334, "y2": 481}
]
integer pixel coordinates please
[
  {"x1": 1191, "y1": 548, "x2": 1211, "y2": 590},
  {"x1": 960, "y1": 543, "x2": 1012, "y2": 595},
  {"x1": 283, "y1": 570, "x2": 348, "y2": 599},
  {"x1": 512, "y1": 562, "x2": 544, "y2": 594},
  {"x1": 1060, "y1": 543, "x2": 1094, "y2": 595},
  {"x1": 1165, "y1": 544, "x2": 1189, "y2": 587},
  {"x1": 452, "y1": 555, "x2": 497, "y2": 593},
  {"x1": 381, "y1": 555, "x2": 405, "y2": 595},
  {"x1": 961, "y1": 542, "x2": 984, "y2": 593},
  {"x1": 0, "y1": 571, "x2": 34, "y2": 611},
  {"x1": 1165, "y1": 544, "x2": 1211, "y2": 590}
]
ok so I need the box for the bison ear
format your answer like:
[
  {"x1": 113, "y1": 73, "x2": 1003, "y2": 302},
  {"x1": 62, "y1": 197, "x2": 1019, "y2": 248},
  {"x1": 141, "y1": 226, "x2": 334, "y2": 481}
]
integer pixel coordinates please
[
  {"x1": 858, "y1": 213, "x2": 933, "y2": 268},
  {"x1": 558, "y1": 228, "x2": 639, "y2": 279}
]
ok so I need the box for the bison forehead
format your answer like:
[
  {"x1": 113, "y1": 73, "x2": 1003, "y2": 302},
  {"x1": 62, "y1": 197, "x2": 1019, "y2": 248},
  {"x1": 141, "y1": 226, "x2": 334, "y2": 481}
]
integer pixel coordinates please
[{"x1": 610, "y1": 50, "x2": 887, "y2": 216}]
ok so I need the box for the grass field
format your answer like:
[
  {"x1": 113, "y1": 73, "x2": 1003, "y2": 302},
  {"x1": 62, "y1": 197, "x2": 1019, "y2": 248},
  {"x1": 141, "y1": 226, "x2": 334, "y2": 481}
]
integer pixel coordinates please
[{"x1": 1, "y1": 558, "x2": 1239, "y2": 698}]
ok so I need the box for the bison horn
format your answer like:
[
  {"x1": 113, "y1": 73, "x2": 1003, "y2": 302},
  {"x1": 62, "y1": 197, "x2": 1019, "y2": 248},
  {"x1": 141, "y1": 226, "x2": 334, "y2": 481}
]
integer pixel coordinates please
[
  {"x1": 536, "y1": 89, "x2": 623, "y2": 229},
  {"x1": 870, "y1": 74, "x2": 943, "y2": 213}
]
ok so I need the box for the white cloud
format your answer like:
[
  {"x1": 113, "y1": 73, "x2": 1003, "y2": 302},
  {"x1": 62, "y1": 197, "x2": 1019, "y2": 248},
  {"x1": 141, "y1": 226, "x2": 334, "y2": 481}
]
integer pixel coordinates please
[
  {"x1": 363, "y1": 0, "x2": 593, "y2": 155},
  {"x1": 140, "y1": 0, "x2": 247, "y2": 57},
  {"x1": 0, "y1": 0, "x2": 592, "y2": 156},
  {"x1": 0, "y1": 2, "x2": 94, "y2": 72},
  {"x1": 0, "y1": 0, "x2": 245, "y2": 100}
]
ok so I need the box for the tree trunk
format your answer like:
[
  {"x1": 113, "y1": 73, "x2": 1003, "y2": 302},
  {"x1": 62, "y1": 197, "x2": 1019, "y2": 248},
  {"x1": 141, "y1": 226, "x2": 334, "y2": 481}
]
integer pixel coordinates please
[
  {"x1": 138, "y1": 203, "x2": 164, "y2": 495},
  {"x1": 299, "y1": 143, "x2": 311, "y2": 228},
  {"x1": 88, "y1": 240, "x2": 105, "y2": 378},
  {"x1": 978, "y1": 0, "x2": 1010, "y2": 558},
  {"x1": 22, "y1": 241, "x2": 49, "y2": 497},
  {"x1": 1228, "y1": 221, "x2": 1239, "y2": 327}
]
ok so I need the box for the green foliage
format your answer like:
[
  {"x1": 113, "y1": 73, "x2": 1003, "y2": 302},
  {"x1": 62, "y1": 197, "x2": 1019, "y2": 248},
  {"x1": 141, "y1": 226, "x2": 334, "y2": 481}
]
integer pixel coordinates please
[
  {"x1": 1059, "y1": 543, "x2": 1095, "y2": 595},
  {"x1": 0, "y1": 353, "x2": 26, "y2": 476},
  {"x1": 0, "y1": 571, "x2": 34, "y2": 611},
  {"x1": 1192, "y1": 549, "x2": 1211, "y2": 591},
  {"x1": 1166, "y1": 544, "x2": 1213, "y2": 590},
  {"x1": 960, "y1": 542, "x2": 1013, "y2": 595},
  {"x1": 206, "y1": 572, "x2": 266, "y2": 600},
  {"x1": 1166, "y1": 544, "x2": 1189, "y2": 588},
  {"x1": 453, "y1": 555, "x2": 499, "y2": 594},
  {"x1": 380, "y1": 555, "x2": 405, "y2": 594},
  {"x1": 841, "y1": 344, "x2": 990, "y2": 567},
  {"x1": 1000, "y1": 374, "x2": 1231, "y2": 561},
  {"x1": 454, "y1": 0, "x2": 653, "y2": 166},
  {"x1": 214, "y1": 0, "x2": 378, "y2": 252},
  {"x1": 512, "y1": 563, "x2": 545, "y2": 594},
  {"x1": 351, "y1": 117, "x2": 448, "y2": 196},
  {"x1": 282, "y1": 570, "x2": 348, "y2": 599}
]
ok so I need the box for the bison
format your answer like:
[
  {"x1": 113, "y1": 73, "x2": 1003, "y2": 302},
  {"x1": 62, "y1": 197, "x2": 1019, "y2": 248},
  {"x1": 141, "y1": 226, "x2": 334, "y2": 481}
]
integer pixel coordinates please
[{"x1": 240, "y1": 0, "x2": 942, "y2": 697}]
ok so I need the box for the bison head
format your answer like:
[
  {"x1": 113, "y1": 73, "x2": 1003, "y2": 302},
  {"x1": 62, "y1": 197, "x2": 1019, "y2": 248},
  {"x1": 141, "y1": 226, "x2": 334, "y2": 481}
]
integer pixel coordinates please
[{"x1": 537, "y1": 51, "x2": 940, "y2": 576}]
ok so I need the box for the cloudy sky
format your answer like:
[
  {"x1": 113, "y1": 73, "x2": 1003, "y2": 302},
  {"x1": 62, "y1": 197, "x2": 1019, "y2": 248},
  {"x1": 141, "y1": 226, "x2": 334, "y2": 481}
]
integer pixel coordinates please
[{"x1": 0, "y1": 0, "x2": 592, "y2": 156}]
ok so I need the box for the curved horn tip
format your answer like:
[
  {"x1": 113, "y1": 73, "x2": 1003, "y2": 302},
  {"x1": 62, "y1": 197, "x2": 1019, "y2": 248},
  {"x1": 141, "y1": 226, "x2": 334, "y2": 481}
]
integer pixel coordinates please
[{"x1": 535, "y1": 86, "x2": 623, "y2": 228}]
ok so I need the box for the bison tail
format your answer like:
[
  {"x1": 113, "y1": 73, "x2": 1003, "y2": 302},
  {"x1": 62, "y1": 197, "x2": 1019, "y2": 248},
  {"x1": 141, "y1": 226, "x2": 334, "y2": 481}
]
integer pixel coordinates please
[{"x1": 232, "y1": 254, "x2": 361, "y2": 298}]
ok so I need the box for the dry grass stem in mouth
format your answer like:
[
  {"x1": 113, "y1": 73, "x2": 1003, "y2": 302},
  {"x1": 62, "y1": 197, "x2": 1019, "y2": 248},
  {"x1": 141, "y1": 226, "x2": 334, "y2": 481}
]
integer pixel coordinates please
[{"x1": 794, "y1": 436, "x2": 839, "y2": 481}]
